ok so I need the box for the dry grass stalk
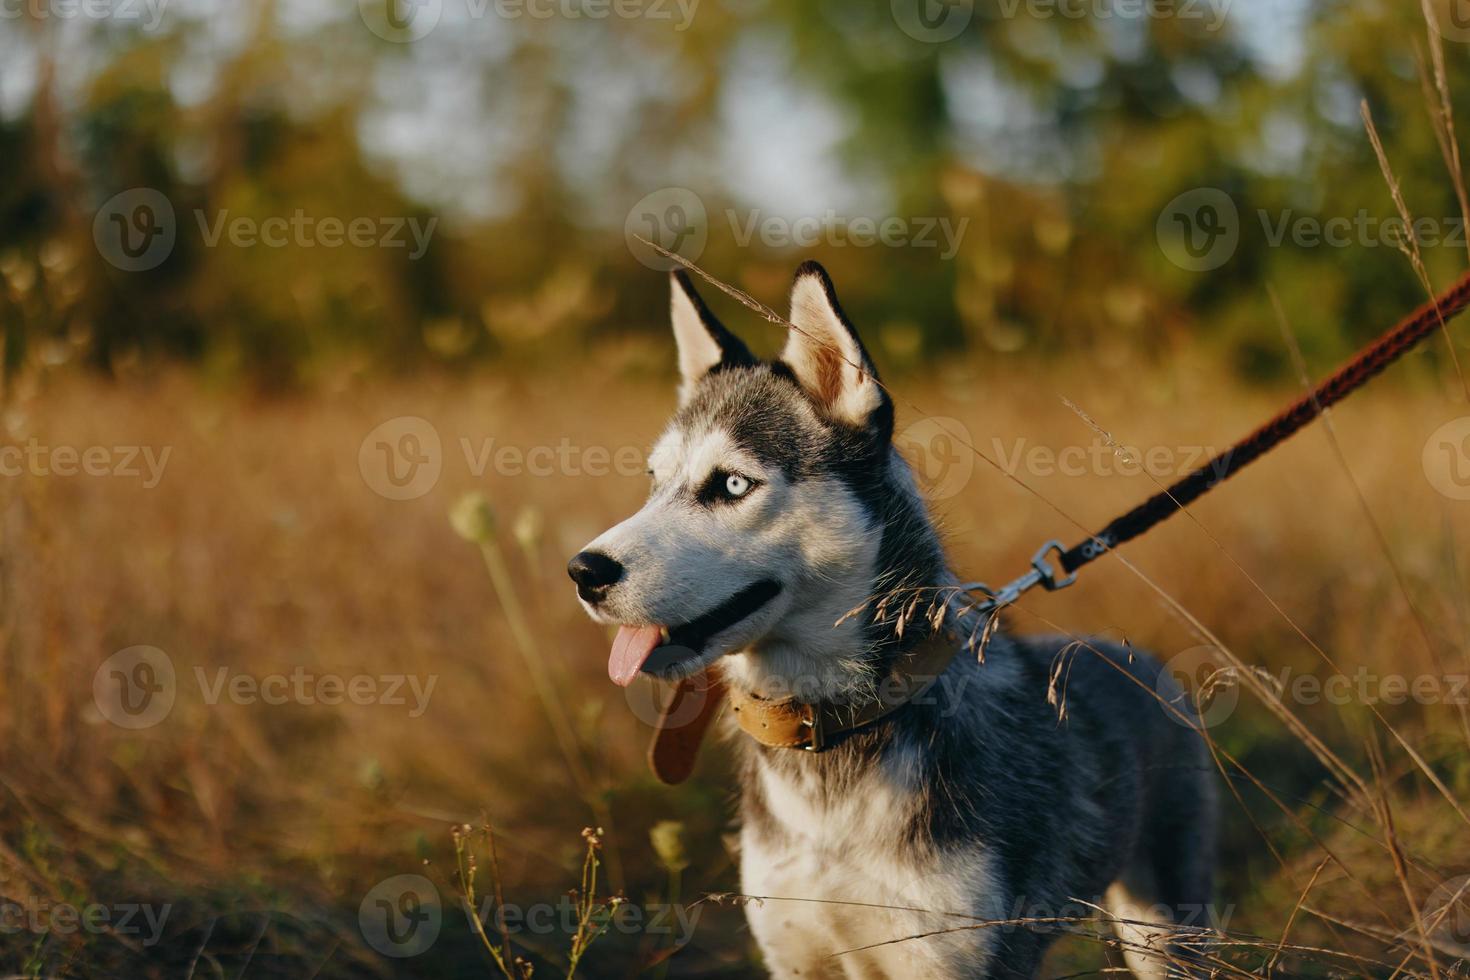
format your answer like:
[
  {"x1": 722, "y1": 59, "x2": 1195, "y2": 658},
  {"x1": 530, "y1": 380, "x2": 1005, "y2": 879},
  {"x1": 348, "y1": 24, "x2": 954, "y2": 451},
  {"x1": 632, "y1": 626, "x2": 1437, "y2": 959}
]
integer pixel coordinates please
[
  {"x1": 1418, "y1": 0, "x2": 1470, "y2": 270},
  {"x1": 455, "y1": 822, "x2": 622, "y2": 980},
  {"x1": 1267, "y1": 285, "x2": 1470, "y2": 757},
  {"x1": 1268, "y1": 857, "x2": 1330, "y2": 976},
  {"x1": 1060, "y1": 383, "x2": 1470, "y2": 831},
  {"x1": 457, "y1": 502, "x2": 625, "y2": 891},
  {"x1": 1360, "y1": 99, "x2": 1470, "y2": 402},
  {"x1": 1366, "y1": 736, "x2": 1442, "y2": 980},
  {"x1": 1055, "y1": 394, "x2": 1370, "y2": 796}
]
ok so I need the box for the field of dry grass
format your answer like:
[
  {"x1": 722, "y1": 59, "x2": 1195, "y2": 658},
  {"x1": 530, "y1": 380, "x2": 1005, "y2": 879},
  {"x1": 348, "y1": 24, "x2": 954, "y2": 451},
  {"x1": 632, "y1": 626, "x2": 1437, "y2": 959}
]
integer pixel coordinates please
[{"x1": 1, "y1": 340, "x2": 1469, "y2": 976}]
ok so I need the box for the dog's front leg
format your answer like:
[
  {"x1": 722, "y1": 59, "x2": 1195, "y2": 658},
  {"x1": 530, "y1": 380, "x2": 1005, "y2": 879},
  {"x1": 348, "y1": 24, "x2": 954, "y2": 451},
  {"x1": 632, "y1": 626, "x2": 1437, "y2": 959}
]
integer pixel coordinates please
[{"x1": 740, "y1": 827, "x2": 852, "y2": 978}]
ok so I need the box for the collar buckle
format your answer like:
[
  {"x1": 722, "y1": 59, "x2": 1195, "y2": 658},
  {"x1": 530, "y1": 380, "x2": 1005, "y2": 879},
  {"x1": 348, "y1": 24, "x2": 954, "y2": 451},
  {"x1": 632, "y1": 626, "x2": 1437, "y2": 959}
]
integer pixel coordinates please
[{"x1": 800, "y1": 702, "x2": 825, "y2": 751}]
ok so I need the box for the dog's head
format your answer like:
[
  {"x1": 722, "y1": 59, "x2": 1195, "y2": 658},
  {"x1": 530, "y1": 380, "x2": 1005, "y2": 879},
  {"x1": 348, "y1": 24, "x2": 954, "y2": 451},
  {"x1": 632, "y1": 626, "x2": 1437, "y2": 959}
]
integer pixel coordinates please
[{"x1": 569, "y1": 262, "x2": 942, "y2": 697}]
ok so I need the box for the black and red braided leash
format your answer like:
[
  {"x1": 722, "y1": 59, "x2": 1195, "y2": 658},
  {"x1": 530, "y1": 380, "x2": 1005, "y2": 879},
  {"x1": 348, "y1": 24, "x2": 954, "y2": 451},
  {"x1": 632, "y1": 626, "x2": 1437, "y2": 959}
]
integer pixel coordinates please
[{"x1": 972, "y1": 269, "x2": 1470, "y2": 611}]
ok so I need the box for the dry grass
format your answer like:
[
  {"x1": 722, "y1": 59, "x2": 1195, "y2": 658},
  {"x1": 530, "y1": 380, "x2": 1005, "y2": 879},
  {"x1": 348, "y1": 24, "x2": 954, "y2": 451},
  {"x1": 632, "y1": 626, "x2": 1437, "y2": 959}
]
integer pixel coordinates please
[{"x1": 0, "y1": 342, "x2": 1468, "y2": 976}]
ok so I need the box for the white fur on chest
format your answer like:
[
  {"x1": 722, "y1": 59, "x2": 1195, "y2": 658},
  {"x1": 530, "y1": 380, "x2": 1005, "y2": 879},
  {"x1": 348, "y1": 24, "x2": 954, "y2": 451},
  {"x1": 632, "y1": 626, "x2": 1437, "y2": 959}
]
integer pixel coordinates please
[{"x1": 739, "y1": 747, "x2": 999, "y2": 978}]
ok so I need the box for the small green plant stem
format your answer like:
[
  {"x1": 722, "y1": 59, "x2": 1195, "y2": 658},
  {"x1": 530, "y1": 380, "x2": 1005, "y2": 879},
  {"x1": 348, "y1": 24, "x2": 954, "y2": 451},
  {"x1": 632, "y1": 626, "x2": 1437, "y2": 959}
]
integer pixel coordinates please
[{"x1": 474, "y1": 535, "x2": 625, "y2": 891}]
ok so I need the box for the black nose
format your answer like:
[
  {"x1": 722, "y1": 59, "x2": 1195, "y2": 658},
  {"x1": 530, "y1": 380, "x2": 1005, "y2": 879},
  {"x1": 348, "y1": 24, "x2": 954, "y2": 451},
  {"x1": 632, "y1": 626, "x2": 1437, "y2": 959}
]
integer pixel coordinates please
[{"x1": 567, "y1": 550, "x2": 624, "y2": 602}]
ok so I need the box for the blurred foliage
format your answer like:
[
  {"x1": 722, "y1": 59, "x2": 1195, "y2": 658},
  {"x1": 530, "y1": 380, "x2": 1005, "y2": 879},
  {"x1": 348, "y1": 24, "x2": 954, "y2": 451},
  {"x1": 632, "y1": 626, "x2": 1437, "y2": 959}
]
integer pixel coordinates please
[{"x1": 1, "y1": 0, "x2": 1470, "y2": 388}]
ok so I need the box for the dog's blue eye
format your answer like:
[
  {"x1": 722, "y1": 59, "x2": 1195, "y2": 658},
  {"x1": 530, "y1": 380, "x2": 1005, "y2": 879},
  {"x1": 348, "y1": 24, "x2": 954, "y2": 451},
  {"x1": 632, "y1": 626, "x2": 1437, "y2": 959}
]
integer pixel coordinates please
[{"x1": 698, "y1": 470, "x2": 758, "y2": 505}]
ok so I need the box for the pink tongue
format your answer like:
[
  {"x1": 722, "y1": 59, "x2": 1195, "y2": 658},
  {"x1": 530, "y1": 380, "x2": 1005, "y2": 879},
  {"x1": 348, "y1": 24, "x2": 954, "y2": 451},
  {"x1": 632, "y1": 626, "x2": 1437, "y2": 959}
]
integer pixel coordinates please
[{"x1": 609, "y1": 625, "x2": 666, "y2": 687}]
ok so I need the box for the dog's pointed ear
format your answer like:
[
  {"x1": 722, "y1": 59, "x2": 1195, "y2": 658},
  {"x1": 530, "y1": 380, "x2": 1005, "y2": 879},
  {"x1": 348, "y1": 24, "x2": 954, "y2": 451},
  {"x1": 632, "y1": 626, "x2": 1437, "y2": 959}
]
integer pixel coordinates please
[
  {"x1": 671, "y1": 270, "x2": 754, "y2": 404},
  {"x1": 780, "y1": 261, "x2": 892, "y2": 437}
]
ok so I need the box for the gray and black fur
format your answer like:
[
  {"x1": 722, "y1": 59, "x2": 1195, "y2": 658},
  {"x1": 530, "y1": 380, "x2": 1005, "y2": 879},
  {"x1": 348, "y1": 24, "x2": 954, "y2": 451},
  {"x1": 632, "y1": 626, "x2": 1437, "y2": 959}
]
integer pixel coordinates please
[{"x1": 572, "y1": 263, "x2": 1218, "y2": 978}]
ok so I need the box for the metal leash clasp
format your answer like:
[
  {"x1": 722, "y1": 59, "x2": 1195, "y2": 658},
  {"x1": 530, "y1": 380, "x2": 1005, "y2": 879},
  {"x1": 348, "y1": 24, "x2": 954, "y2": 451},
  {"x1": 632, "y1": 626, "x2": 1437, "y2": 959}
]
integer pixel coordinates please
[
  {"x1": 1029, "y1": 539, "x2": 1076, "y2": 592},
  {"x1": 964, "y1": 539, "x2": 1077, "y2": 613}
]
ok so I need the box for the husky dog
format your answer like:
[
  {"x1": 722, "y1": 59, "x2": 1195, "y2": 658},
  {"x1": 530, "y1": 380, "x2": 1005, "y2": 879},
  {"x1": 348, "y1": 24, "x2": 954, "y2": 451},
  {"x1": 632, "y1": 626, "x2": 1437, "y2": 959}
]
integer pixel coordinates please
[{"x1": 569, "y1": 262, "x2": 1217, "y2": 978}]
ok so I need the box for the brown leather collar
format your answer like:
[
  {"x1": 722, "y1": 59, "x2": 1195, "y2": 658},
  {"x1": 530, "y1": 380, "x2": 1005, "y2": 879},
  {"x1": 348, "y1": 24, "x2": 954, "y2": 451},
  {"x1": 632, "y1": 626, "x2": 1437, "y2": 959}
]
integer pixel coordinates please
[{"x1": 647, "y1": 629, "x2": 960, "y2": 784}]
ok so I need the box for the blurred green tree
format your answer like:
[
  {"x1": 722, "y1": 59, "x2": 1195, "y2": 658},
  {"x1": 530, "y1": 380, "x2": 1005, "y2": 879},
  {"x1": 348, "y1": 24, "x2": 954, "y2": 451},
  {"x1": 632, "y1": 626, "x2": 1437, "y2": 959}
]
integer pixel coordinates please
[{"x1": 0, "y1": 0, "x2": 1466, "y2": 387}]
